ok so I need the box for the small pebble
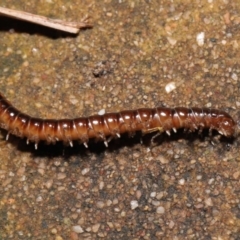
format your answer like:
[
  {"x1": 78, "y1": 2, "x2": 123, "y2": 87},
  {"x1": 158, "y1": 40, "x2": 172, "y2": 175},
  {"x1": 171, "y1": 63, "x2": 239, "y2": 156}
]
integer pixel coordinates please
[
  {"x1": 92, "y1": 223, "x2": 101, "y2": 233},
  {"x1": 45, "y1": 179, "x2": 53, "y2": 189},
  {"x1": 81, "y1": 168, "x2": 90, "y2": 175},
  {"x1": 96, "y1": 201, "x2": 105, "y2": 208},
  {"x1": 196, "y1": 175, "x2": 202, "y2": 180},
  {"x1": 150, "y1": 192, "x2": 156, "y2": 198},
  {"x1": 36, "y1": 195, "x2": 43, "y2": 202},
  {"x1": 233, "y1": 171, "x2": 240, "y2": 179},
  {"x1": 55, "y1": 236, "x2": 63, "y2": 240},
  {"x1": 205, "y1": 197, "x2": 213, "y2": 206},
  {"x1": 178, "y1": 179, "x2": 185, "y2": 185},
  {"x1": 72, "y1": 225, "x2": 84, "y2": 233},
  {"x1": 156, "y1": 192, "x2": 164, "y2": 200},
  {"x1": 231, "y1": 73, "x2": 238, "y2": 81},
  {"x1": 156, "y1": 206, "x2": 165, "y2": 214},
  {"x1": 196, "y1": 32, "x2": 205, "y2": 46},
  {"x1": 152, "y1": 200, "x2": 160, "y2": 206},
  {"x1": 57, "y1": 173, "x2": 66, "y2": 180},
  {"x1": 136, "y1": 190, "x2": 142, "y2": 199},
  {"x1": 167, "y1": 37, "x2": 177, "y2": 45},
  {"x1": 114, "y1": 207, "x2": 120, "y2": 212},
  {"x1": 107, "y1": 222, "x2": 114, "y2": 228},
  {"x1": 169, "y1": 220, "x2": 175, "y2": 229},
  {"x1": 51, "y1": 228, "x2": 57, "y2": 234},
  {"x1": 208, "y1": 178, "x2": 215, "y2": 184},
  {"x1": 99, "y1": 181, "x2": 104, "y2": 190},
  {"x1": 98, "y1": 109, "x2": 106, "y2": 115},
  {"x1": 165, "y1": 82, "x2": 176, "y2": 93},
  {"x1": 130, "y1": 200, "x2": 139, "y2": 210}
]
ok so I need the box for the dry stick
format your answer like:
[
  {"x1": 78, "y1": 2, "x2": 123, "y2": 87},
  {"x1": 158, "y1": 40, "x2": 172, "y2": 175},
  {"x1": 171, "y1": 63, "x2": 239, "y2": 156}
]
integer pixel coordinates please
[{"x1": 0, "y1": 6, "x2": 92, "y2": 34}]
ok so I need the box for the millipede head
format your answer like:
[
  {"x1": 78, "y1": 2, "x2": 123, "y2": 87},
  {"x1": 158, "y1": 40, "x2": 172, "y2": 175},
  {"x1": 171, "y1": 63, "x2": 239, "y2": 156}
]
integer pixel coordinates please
[{"x1": 218, "y1": 117, "x2": 236, "y2": 137}]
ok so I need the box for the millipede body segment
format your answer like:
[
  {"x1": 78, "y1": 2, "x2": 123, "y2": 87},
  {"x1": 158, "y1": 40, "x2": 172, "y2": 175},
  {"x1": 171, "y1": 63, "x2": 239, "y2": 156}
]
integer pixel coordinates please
[{"x1": 0, "y1": 93, "x2": 236, "y2": 149}]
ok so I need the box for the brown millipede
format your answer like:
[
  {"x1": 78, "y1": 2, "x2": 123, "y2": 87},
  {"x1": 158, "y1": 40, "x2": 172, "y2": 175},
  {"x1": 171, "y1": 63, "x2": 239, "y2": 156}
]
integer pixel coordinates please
[{"x1": 0, "y1": 92, "x2": 236, "y2": 149}]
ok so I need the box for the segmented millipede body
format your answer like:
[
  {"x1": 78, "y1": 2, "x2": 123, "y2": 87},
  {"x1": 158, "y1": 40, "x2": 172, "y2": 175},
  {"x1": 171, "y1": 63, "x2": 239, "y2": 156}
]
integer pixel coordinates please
[{"x1": 0, "y1": 92, "x2": 236, "y2": 149}]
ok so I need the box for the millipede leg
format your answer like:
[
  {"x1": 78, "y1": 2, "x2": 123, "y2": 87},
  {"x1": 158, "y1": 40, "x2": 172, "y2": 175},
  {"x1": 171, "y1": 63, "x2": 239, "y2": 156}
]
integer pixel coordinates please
[
  {"x1": 104, "y1": 140, "x2": 108, "y2": 147},
  {"x1": 116, "y1": 133, "x2": 121, "y2": 138},
  {"x1": 6, "y1": 132, "x2": 10, "y2": 140},
  {"x1": 151, "y1": 131, "x2": 162, "y2": 144},
  {"x1": 142, "y1": 127, "x2": 163, "y2": 135},
  {"x1": 166, "y1": 130, "x2": 171, "y2": 136}
]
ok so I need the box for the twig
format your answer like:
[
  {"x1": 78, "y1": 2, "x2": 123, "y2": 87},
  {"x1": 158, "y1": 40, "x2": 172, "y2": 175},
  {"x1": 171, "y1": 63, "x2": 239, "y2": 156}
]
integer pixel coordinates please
[{"x1": 0, "y1": 6, "x2": 92, "y2": 34}]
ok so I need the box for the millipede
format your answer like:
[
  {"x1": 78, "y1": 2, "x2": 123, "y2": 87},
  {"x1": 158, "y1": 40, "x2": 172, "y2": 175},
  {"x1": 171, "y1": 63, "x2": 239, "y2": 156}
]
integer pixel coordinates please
[{"x1": 0, "y1": 92, "x2": 237, "y2": 149}]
